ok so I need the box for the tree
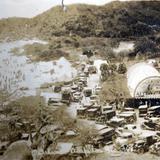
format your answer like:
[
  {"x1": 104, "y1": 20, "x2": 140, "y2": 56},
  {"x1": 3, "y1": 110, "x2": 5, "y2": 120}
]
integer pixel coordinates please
[
  {"x1": 77, "y1": 124, "x2": 98, "y2": 147},
  {"x1": 0, "y1": 68, "x2": 25, "y2": 142},
  {"x1": 100, "y1": 63, "x2": 117, "y2": 81},
  {"x1": 117, "y1": 63, "x2": 127, "y2": 74},
  {"x1": 0, "y1": 85, "x2": 18, "y2": 110},
  {"x1": 134, "y1": 37, "x2": 157, "y2": 54},
  {"x1": 82, "y1": 49, "x2": 93, "y2": 58},
  {"x1": 109, "y1": 64, "x2": 117, "y2": 74},
  {"x1": 6, "y1": 96, "x2": 45, "y2": 143},
  {"x1": 101, "y1": 46, "x2": 115, "y2": 60},
  {"x1": 100, "y1": 63, "x2": 110, "y2": 81}
]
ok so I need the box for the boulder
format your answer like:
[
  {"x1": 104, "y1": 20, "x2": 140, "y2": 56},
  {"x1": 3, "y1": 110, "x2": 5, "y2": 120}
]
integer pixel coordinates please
[{"x1": 2, "y1": 140, "x2": 32, "y2": 160}]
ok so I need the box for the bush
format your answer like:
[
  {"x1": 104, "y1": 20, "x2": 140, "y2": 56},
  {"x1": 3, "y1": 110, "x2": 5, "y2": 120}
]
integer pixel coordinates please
[
  {"x1": 134, "y1": 37, "x2": 157, "y2": 54},
  {"x1": 118, "y1": 63, "x2": 127, "y2": 74}
]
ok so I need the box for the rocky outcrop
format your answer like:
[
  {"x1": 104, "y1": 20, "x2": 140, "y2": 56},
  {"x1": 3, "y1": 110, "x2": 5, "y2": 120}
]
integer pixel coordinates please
[{"x1": 2, "y1": 141, "x2": 32, "y2": 160}]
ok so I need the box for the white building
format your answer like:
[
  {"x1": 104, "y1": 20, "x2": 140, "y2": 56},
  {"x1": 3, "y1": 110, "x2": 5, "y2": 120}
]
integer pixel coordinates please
[{"x1": 127, "y1": 62, "x2": 160, "y2": 98}]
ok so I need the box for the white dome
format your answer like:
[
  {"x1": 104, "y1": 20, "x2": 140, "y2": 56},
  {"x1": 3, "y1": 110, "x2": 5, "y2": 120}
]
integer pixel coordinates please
[{"x1": 127, "y1": 62, "x2": 160, "y2": 97}]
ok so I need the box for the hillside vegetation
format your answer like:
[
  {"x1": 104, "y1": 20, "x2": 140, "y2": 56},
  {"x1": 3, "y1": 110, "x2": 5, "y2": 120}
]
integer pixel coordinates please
[{"x1": 0, "y1": 1, "x2": 160, "y2": 40}]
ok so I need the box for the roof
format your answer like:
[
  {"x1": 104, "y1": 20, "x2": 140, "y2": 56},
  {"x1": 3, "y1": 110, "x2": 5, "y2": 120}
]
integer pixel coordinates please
[
  {"x1": 139, "y1": 132, "x2": 156, "y2": 138},
  {"x1": 118, "y1": 112, "x2": 135, "y2": 117},
  {"x1": 99, "y1": 128, "x2": 113, "y2": 135},
  {"x1": 102, "y1": 105, "x2": 113, "y2": 109},
  {"x1": 124, "y1": 124, "x2": 136, "y2": 128},
  {"x1": 127, "y1": 62, "x2": 160, "y2": 97},
  {"x1": 54, "y1": 143, "x2": 73, "y2": 155},
  {"x1": 87, "y1": 108, "x2": 98, "y2": 112},
  {"x1": 83, "y1": 102, "x2": 92, "y2": 107},
  {"x1": 90, "y1": 95, "x2": 98, "y2": 98},
  {"x1": 148, "y1": 117, "x2": 160, "y2": 123},
  {"x1": 71, "y1": 85, "x2": 78, "y2": 89},
  {"x1": 83, "y1": 87, "x2": 92, "y2": 91},
  {"x1": 102, "y1": 110, "x2": 115, "y2": 114},
  {"x1": 110, "y1": 117, "x2": 125, "y2": 122},
  {"x1": 120, "y1": 132, "x2": 133, "y2": 138},
  {"x1": 134, "y1": 140, "x2": 146, "y2": 144},
  {"x1": 77, "y1": 107, "x2": 86, "y2": 111},
  {"x1": 139, "y1": 105, "x2": 148, "y2": 109},
  {"x1": 154, "y1": 141, "x2": 160, "y2": 145},
  {"x1": 95, "y1": 124, "x2": 107, "y2": 130},
  {"x1": 148, "y1": 105, "x2": 160, "y2": 110},
  {"x1": 66, "y1": 130, "x2": 76, "y2": 136},
  {"x1": 62, "y1": 87, "x2": 71, "y2": 92},
  {"x1": 40, "y1": 125, "x2": 58, "y2": 134},
  {"x1": 122, "y1": 111, "x2": 135, "y2": 114},
  {"x1": 124, "y1": 108, "x2": 134, "y2": 111}
]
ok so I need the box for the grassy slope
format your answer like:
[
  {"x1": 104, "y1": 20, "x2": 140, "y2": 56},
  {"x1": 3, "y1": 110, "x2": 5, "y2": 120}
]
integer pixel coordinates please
[
  {"x1": 0, "y1": 18, "x2": 32, "y2": 40},
  {"x1": 33, "y1": 1, "x2": 160, "y2": 39},
  {"x1": 100, "y1": 74, "x2": 130, "y2": 102},
  {"x1": 0, "y1": 1, "x2": 160, "y2": 40}
]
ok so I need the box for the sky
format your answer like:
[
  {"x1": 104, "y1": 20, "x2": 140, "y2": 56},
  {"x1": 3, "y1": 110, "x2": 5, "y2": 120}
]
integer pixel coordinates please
[{"x1": 0, "y1": 0, "x2": 131, "y2": 19}]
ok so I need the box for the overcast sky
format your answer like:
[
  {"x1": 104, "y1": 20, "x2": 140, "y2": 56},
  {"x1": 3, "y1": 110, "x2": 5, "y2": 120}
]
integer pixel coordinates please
[{"x1": 0, "y1": 0, "x2": 131, "y2": 19}]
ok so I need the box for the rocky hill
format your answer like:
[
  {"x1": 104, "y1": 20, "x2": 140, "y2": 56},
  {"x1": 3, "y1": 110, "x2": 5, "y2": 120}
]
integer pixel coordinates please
[{"x1": 0, "y1": 1, "x2": 160, "y2": 40}]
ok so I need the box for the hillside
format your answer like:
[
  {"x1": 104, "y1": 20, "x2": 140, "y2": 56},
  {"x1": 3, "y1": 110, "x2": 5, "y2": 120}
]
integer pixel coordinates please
[{"x1": 0, "y1": 1, "x2": 160, "y2": 40}]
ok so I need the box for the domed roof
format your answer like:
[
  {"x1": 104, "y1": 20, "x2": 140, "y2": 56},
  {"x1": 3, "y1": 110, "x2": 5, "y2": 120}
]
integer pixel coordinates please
[{"x1": 127, "y1": 62, "x2": 160, "y2": 97}]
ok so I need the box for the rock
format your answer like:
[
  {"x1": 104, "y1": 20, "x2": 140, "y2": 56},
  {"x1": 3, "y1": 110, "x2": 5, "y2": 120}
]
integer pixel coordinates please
[{"x1": 2, "y1": 140, "x2": 32, "y2": 160}]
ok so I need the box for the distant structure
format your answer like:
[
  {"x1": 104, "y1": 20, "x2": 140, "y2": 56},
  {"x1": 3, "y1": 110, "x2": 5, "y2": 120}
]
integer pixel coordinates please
[
  {"x1": 62, "y1": 0, "x2": 67, "y2": 12},
  {"x1": 127, "y1": 62, "x2": 160, "y2": 98}
]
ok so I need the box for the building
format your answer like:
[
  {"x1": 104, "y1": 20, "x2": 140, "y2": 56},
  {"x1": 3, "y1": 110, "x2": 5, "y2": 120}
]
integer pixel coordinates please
[{"x1": 127, "y1": 62, "x2": 160, "y2": 98}]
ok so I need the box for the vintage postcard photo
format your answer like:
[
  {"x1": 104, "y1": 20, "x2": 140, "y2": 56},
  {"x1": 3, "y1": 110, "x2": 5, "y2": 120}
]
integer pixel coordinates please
[{"x1": 0, "y1": 0, "x2": 160, "y2": 160}]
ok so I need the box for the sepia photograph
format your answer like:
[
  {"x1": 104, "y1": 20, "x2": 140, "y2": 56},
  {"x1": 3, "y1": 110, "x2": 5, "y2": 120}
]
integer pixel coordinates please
[{"x1": 0, "y1": 0, "x2": 160, "y2": 160}]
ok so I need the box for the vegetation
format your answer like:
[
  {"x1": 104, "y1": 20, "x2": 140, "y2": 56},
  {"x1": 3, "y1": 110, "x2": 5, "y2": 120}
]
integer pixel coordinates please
[
  {"x1": 11, "y1": 36, "x2": 119, "y2": 62},
  {"x1": 0, "y1": 96, "x2": 45, "y2": 142},
  {"x1": 100, "y1": 63, "x2": 116, "y2": 81},
  {"x1": 1, "y1": 1, "x2": 160, "y2": 41},
  {"x1": 100, "y1": 74, "x2": 130, "y2": 102},
  {"x1": 20, "y1": 42, "x2": 69, "y2": 61},
  {"x1": 117, "y1": 63, "x2": 127, "y2": 74},
  {"x1": 1, "y1": 1, "x2": 160, "y2": 61},
  {"x1": 0, "y1": 95, "x2": 99, "y2": 157},
  {"x1": 1, "y1": 1, "x2": 160, "y2": 159},
  {"x1": 100, "y1": 62, "x2": 127, "y2": 81}
]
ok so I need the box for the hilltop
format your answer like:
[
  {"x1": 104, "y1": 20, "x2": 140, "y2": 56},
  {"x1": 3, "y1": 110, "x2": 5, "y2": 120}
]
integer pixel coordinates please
[{"x1": 0, "y1": 1, "x2": 160, "y2": 41}]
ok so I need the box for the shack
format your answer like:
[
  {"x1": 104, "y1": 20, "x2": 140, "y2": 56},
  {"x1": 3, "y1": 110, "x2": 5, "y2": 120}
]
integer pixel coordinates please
[
  {"x1": 101, "y1": 105, "x2": 113, "y2": 114},
  {"x1": 97, "y1": 127, "x2": 115, "y2": 146},
  {"x1": 103, "y1": 110, "x2": 116, "y2": 120},
  {"x1": 108, "y1": 117, "x2": 126, "y2": 128},
  {"x1": 77, "y1": 107, "x2": 87, "y2": 119},
  {"x1": 83, "y1": 102, "x2": 93, "y2": 108},
  {"x1": 48, "y1": 98, "x2": 63, "y2": 106},
  {"x1": 61, "y1": 88, "x2": 72, "y2": 104},
  {"x1": 139, "y1": 132, "x2": 157, "y2": 146},
  {"x1": 83, "y1": 88, "x2": 92, "y2": 97},
  {"x1": 139, "y1": 105, "x2": 148, "y2": 117},
  {"x1": 87, "y1": 108, "x2": 99, "y2": 120},
  {"x1": 148, "y1": 105, "x2": 160, "y2": 117},
  {"x1": 118, "y1": 111, "x2": 137, "y2": 123}
]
